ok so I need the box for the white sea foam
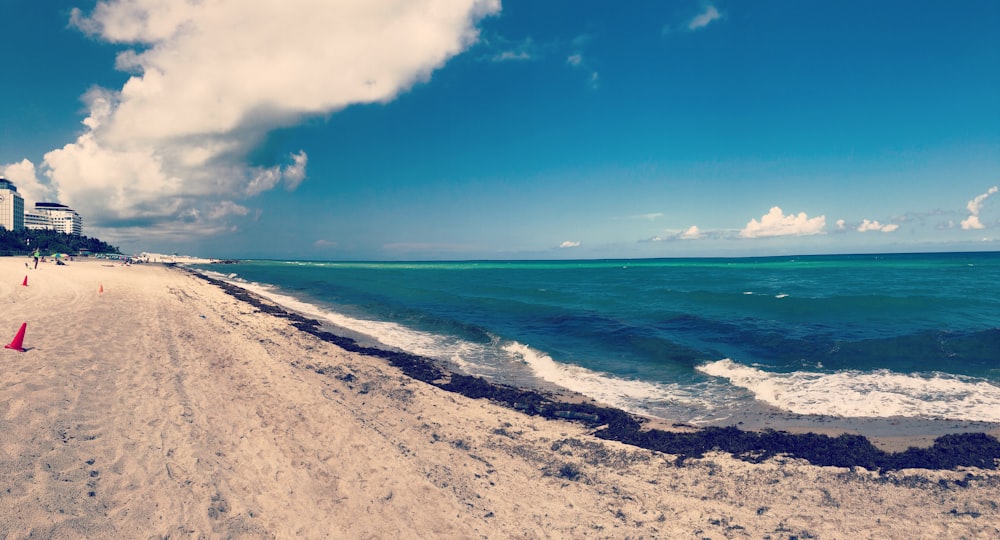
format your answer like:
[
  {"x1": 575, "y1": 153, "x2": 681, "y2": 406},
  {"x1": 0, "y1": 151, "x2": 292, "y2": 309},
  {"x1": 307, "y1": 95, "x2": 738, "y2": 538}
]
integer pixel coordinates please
[
  {"x1": 503, "y1": 342, "x2": 718, "y2": 418},
  {"x1": 698, "y1": 359, "x2": 1000, "y2": 422},
  {"x1": 232, "y1": 280, "x2": 488, "y2": 369}
]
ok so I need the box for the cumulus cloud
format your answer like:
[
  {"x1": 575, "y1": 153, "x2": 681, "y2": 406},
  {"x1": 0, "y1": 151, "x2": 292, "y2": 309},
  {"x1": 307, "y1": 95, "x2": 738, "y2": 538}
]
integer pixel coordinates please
[
  {"x1": 688, "y1": 5, "x2": 721, "y2": 31},
  {"x1": 679, "y1": 225, "x2": 703, "y2": 239},
  {"x1": 0, "y1": 159, "x2": 53, "y2": 206},
  {"x1": 962, "y1": 216, "x2": 985, "y2": 230},
  {"x1": 857, "y1": 219, "x2": 900, "y2": 233},
  {"x1": 245, "y1": 151, "x2": 309, "y2": 196},
  {"x1": 560, "y1": 240, "x2": 581, "y2": 248},
  {"x1": 739, "y1": 207, "x2": 826, "y2": 238},
  {"x1": 961, "y1": 186, "x2": 998, "y2": 230},
  {"x1": 282, "y1": 151, "x2": 308, "y2": 191},
  {"x1": 15, "y1": 0, "x2": 499, "y2": 240}
]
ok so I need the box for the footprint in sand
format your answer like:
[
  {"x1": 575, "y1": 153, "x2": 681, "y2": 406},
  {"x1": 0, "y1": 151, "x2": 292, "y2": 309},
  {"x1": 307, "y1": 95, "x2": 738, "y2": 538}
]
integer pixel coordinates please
[{"x1": 3, "y1": 398, "x2": 27, "y2": 420}]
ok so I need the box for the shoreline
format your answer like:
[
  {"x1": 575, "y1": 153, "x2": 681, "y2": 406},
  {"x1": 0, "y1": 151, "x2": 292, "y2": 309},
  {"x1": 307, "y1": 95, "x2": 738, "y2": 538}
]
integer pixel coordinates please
[
  {"x1": 186, "y1": 265, "x2": 1000, "y2": 465},
  {"x1": 4, "y1": 256, "x2": 1000, "y2": 537}
]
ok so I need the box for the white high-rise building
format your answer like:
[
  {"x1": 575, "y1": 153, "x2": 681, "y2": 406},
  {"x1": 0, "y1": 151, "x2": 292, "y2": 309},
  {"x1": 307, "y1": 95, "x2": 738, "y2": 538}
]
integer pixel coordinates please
[
  {"x1": 0, "y1": 178, "x2": 25, "y2": 231},
  {"x1": 25, "y1": 202, "x2": 84, "y2": 236}
]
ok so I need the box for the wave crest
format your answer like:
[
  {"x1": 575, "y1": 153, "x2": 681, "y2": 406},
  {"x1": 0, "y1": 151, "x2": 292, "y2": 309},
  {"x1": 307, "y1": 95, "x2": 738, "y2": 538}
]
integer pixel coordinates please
[{"x1": 698, "y1": 359, "x2": 1000, "y2": 422}]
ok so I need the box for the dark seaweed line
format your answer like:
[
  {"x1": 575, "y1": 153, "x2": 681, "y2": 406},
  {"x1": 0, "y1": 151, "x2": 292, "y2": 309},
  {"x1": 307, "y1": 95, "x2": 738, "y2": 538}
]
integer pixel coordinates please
[{"x1": 189, "y1": 269, "x2": 1000, "y2": 472}]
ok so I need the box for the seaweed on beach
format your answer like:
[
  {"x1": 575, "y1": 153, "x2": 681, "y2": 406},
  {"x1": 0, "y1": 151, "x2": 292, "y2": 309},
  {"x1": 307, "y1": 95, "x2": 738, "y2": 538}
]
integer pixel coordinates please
[
  {"x1": 592, "y1": 427, "x2": 1000, "y2": 471},
  {"x1": 191, "y1": 270, "x2": 1000, "y2": 473}
]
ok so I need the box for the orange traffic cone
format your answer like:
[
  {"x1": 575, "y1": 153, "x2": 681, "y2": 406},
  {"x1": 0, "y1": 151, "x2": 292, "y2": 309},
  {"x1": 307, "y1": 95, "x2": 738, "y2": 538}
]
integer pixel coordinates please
[
  {"x1": 99, "y1": 284, "x2": 104, "y2": 293},
  {"x1": 22, "y1": 275, "x2": 28, "y2": 286},
  {"x1": 4, "y1": 323, "x2": 26, "y2": 352}
]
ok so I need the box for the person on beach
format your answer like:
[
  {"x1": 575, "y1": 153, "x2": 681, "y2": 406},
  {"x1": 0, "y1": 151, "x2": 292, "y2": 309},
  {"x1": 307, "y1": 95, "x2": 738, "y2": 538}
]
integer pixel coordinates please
[{"x1": 32, "y1": 249, "x2": 40, "y2": 269}]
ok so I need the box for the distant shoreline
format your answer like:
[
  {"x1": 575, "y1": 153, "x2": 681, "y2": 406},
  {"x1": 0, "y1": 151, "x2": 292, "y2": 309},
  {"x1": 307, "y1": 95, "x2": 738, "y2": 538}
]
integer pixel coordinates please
[{"x1": 172, "y1": 249, "x2": 1000, "y2": 265}]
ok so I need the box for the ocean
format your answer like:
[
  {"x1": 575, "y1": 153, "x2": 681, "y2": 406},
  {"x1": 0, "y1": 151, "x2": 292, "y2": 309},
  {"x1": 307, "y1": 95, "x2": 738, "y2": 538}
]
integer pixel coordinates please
[{"x1": 192, "y1": 252, "x2": 1000, "y2": 426}]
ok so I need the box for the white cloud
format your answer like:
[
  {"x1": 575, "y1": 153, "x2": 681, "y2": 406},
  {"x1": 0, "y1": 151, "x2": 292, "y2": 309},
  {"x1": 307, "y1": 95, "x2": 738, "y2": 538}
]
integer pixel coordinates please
[
  {"x1": 489, "y1": 37, "x2": 535, "y2": 62},
  {"x1": 560, "y1": 240, "x2": 581, "y2": 248},
  {"x1": 645, "y1": 225, "x2": 733, "y2": 242},
  {"x1": 0, "y1": 159, "x2": 53, "y2": 207},
  {"x1": 739, "y1": 206, "x2": 826, "y2": 238},
  {"x1": 961, "y1": 215, "x2": 984, "y2": 230},
  {"x1": 566, "y1": 35, "x2": 599, "y2": 88},
  {"x1": 21, "y1": 0, "x2": 500, "y2": 240},
  {"x1": 688, "y1": 5, "x2": 721, "y2": 31},
  {"x1": 680, "y1": 225, "x2": 703, "y2": 239},
  {"x1": 836, "y1": 219, "x2": 846, "y2": 231},
  {"x1": 245, "y1": 151, "x2": 308, "y2": 196},
  {"x1": 857, "y1": 219, "x2": 900, "y2": 233},
  {"x1": 494, "y1": 50, "x2": 531, "y2": 61},
  {"x1": 961, "y1": 186, "x2": 998, "y2": 230},
  {"x1": 206, "y1": 201, "x2": 251, "y2": 220},
  {"x1": 966, "y1": 186, "x2": 998, "y2": 215},
  {"x1": 566, "y1": 48, "x2": 601, "y2": 89},
  {"x1": 623, "y1": 212, "x2": 664, "y2": 221},
  {"x1": 283, "y1": 151, "x2": 308, "y2": 191}
]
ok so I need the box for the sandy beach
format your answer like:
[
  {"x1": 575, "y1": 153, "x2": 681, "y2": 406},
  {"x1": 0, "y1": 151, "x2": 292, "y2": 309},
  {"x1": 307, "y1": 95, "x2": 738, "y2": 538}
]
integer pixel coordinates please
[{"x1": 2, "y1": 256, "x2": 999, "y2": 539}]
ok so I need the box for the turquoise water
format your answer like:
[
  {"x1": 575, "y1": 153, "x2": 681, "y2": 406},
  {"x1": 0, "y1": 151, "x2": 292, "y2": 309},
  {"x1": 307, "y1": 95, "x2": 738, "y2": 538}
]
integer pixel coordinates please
[{"x1": 193, "y1": 252, "x2": 1000, "y2": 423}]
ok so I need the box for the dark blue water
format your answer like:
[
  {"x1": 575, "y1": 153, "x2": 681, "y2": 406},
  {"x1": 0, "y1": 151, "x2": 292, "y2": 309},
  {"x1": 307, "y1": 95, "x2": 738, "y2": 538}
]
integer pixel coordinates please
[{"x1": 193, "y1": 252, "x2": 1000, "y2": 423}]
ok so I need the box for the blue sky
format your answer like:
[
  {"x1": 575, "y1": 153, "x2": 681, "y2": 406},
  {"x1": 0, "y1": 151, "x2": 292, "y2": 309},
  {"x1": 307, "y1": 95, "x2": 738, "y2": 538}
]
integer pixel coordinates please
[{"x1": 1, "y1": 0, "x2": 998, "y2": 260}]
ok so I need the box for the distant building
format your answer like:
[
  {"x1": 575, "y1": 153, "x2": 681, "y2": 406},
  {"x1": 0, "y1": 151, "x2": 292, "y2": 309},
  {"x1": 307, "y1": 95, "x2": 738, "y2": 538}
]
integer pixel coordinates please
[
  {"x1": 0, "y1": 178, "x2": 26, "y2": 231},
  {"x1": 25, "y1": 202, "x2": 84, "y2": 236}
]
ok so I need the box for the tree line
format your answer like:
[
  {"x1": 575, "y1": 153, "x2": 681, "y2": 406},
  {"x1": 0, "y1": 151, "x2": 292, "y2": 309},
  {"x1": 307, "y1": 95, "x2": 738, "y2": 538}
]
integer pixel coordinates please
[{"x1": 0, "y1": 228, "x2": 121, "y2": 256}]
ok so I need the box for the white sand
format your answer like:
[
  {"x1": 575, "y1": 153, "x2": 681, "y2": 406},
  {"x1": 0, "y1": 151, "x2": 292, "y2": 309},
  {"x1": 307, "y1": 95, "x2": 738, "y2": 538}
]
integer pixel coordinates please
[{"x1": 1, "y1": 256, "x2": 998, "y2": 539}]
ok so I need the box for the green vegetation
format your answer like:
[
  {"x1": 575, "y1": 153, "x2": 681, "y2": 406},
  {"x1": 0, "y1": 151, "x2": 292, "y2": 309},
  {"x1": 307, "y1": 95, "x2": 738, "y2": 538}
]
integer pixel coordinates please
[{"x1": 0, "y1": 228, "x2": 120, "y2": 256}]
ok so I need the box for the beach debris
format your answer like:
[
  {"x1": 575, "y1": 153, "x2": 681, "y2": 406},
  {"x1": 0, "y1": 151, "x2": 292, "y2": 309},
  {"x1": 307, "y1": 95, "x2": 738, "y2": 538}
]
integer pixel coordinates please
[
  {"x1": 555, "y1": 462, "x2": 582, "y2": 481},
  {"x1": 4, "y1": 322, "x2": 27, "y2": 352},
  {"x1": 21, "y1": 275, "x2": 28, "y2": 286},
  {"x1": 554, "y1": 410, "x2": 601, "y2": 422}
]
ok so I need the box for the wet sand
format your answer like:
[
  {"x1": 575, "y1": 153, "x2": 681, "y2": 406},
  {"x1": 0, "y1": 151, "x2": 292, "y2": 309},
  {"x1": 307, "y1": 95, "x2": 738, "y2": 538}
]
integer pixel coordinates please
[{"x1": 1, "y1": 256, "x2": 999, "y2": 538}]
